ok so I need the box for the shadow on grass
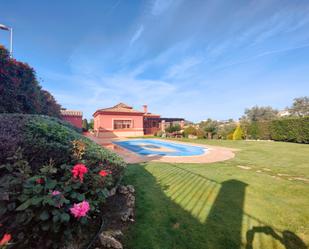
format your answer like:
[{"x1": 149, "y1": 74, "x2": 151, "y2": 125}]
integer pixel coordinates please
[{"x1": 123, "y1": 164, "x2": 307, "y2": 249}]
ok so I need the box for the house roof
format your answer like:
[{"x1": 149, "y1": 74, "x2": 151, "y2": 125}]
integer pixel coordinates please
[
  {"x1": 94, "y1": 103, "x2": 144, "y2": 116},
  {"x1": 60, "y1": 109, "x2": 83, "y2": 116}
]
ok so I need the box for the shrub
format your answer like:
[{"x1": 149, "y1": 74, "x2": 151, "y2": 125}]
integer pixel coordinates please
[
  {"x1": 217, "y1": 123, "x2": 237, "y2": 139},
  {"x1": 227, "y1": 133, "x2": 234, "y2": 140},
  {"x1": 0, "y1": 45, "x2": 61, "y2": 117},
  {"x1": 232, "y1": 125, "x2": 244, "y2": 140},
  {"x1": 155, "y1": 130, "x2": 164, "y2": 137},
  {"x1": 270, "y1": 117, "x2": 309, "y2": 143},
  {"x1": 0, "y1": 114, "x2": 126, "y2": 248},
  {"x1": 165, "y1": 124, "x2": 181, "y2": 133},
  {"x1": 183, "y1": 126, "x2": 197, "y2": 137},
  {"x1": 196, "y1": 129, "x2": 206, "y2": 139}
]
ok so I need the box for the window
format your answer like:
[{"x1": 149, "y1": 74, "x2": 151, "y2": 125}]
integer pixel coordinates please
[{"x1": 113, "y1": 120, "x2": 132, "y2": 129}]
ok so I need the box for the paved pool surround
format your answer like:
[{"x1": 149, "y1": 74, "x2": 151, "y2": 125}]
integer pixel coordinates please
[{"x1": 85, "y1": 134, "x2": 236, "y2": 164}]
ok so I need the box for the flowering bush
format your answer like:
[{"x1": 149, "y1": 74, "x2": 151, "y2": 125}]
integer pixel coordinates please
[{"x1": 0, "y1": 136, "x2": 125, "y2": 248}]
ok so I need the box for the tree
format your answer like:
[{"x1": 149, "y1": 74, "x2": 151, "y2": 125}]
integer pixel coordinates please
[
  {"x1": 165, "y1": 124, "x2": 181, "y2": 133},
  {"x1": 217, "y1": 122, "x2": 237, "y2": 139},
  {"x1": 41, "y1": 90, "x2": 61, "y2": 117},
  {"x1": 242, "y1": 106, "x2": 278, "y2": 122},
  {"x1": 0, "y1": 45, "x2": 61, "y2": 116},
  {"x1": 233, "y1": 125, "x2": 244, "y2": 140},
  {"x1": 199, "y1": 119, "x2": 218, "y2": 139},
  {"x1": 82, "y1": 119, "x2": 88, "y2": 131},
  {"x1": 88, "y1": 119, "x2": 94, "y2": 130},
  {"x1": 289, "y1": 97, "x2": 309, "y2": 117}
]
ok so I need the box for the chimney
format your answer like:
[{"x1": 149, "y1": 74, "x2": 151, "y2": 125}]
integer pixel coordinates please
[{"x1": 143, "y1": 105, "x2": 148, "y2": 113}]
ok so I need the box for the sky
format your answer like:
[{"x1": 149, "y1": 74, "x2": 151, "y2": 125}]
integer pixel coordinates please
[{"x1": 1, "y1": 0, "x2": 309, "y2": 122}]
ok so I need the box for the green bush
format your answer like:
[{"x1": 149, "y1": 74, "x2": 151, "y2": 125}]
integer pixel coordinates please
[
  {"x1": 0, "y1": 114, "x2": 126, "y2": 248},
  {"x1": 165, "y1": 124, "x2": 181, "y2": 133},
  {"x1": 270, "y1": 117, "x2": 309, "y2": 143},
  {"x1": 232, "y1": 125, "x2": 244, "y2": 140},
  {"x1": 245, "y1": 121, "x2": 271, "y2": 140}
]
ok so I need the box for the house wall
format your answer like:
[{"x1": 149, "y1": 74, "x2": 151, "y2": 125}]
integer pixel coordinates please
[
  {"x1": 62, "y1": 115, "x2": 83, "y2": 129},
  {"x1": 94, "y1": 113, "x2": 144, "y2": 137}
]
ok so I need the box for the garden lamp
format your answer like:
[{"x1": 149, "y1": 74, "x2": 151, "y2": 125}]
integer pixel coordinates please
[{"x1": 0, "y1": 23, "x2": 13, "y2": 58}]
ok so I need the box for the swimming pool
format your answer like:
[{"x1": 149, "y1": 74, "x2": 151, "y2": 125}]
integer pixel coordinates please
[{"x1": 113, "y1": 139, "x2": 207, "y2": 157}]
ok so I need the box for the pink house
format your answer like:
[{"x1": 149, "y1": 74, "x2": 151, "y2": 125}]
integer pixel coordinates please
[
  {"x1": 93, "y1": 103, "x2": 146, "y2": 137},
  {"x1": 93, "y1": 103, "x2": 185, "y2": 138}
]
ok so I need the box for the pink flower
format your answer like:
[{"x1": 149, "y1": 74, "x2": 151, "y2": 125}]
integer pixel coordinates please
[
  {"x1": 51, "y1": 190, "x2": 61, "y2": 196},
  {"x1": 70, "y1": 201, "x2": 90, "y2": 219},
  {"x1": 0, "y1": 233, "x2": 11, "y2": 246},
  {"x1": 71, "y1": 164, "x2": 88, "y2": 182}
]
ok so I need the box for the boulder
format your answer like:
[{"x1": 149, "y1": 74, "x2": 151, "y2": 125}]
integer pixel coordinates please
[
  {"x1": 121, "y1": 207, "x2": 134, "y2": 222},
  {"x1": 126, "y1": 185, "x2": 135, "y2": 194},
  {"x1": 126, "y1": 194, "x2": 135, "y2": 208},
  {"x1": 99, "y1": 232, "x2": 123, "y2": 249},
  {"x1": 118, "y1": 185, "x2": 129, "y2": 195}
]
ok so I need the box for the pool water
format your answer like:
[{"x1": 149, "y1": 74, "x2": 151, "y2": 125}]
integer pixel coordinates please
[{"x1": 113, "y1": 139, "x2": 206, "y2": 157}]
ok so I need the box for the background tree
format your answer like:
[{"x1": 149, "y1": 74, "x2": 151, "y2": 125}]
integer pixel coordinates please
[
  {"x1": 242, "y1": 106, "x2": 278, "y2": 122},
  {"x1": 199, "y1": 119, "x2": 218, "y2": 139},
  {"x1": 165, "y1": 124, "x2": 181, "y2": 133},
  {"x1": 217, "y1": 122, "x2": 237, "y2": 139},
  {"x1": 289, "y1": 97, "x2": 309, "y2": 117},
  {"x1": 82, "y1": 119, "x2": 89, "y2": 131},
  {"x1": 88, "y1": 119, "x2": 94, "y2": 130}
]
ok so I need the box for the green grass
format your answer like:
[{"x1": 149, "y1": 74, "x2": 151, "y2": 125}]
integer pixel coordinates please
[{"x1": 123, "y1": 139, "x2": 309, "y2": 249}]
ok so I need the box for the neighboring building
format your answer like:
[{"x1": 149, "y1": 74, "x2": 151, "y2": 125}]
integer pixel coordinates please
[
  {"x1": 61, "y1": 109, "x2": 83, "y2": 129},
  {"x1": 278, "y1": 109, "x2": 290, "y2": 117},
  {"x1": 93, "y1": 103, "x2": 185, "y2": 138}
]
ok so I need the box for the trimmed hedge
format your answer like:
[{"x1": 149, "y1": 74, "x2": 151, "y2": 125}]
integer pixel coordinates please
[
  {"x1": 0, "y1": 114, "x2": 125, "y2": 173},
  {"x1": 270, "y1": 117, "x2": 309, "y2": 144},
  {"x1": 246, "y1": 121, "x2": 271, "y2": 140}
]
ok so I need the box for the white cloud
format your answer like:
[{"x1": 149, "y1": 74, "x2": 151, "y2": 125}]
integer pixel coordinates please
[
  {"x1": 165, "y1": 56, "x2": 202, "y2": 79},
  {"x1": 130, "y1": 25, "x2": 144, "y2": 45}
]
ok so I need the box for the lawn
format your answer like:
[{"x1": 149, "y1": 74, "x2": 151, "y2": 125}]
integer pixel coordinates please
[{"x1": 123, "y1": 139, "x2": 309, "y2": 249}]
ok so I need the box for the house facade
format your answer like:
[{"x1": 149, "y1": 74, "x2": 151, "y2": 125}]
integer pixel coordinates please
[
  {"x1": 61, "y1": 109, "x2": 83, "y2": 129},
  {"x1": 93, "y1": 103, "x2": 146, "y2": 137},
  {"x1": 93, "y1": 103, "x2": 185, "y2": 138}
]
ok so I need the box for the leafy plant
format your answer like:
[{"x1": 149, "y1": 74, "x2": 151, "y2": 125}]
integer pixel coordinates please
[{"x1": 232, "y1": 125, "x2": 244, "y2": 140}]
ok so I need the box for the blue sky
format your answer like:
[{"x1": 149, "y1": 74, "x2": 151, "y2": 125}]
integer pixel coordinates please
[{"x1": 1, "y1": 0, "x2": 309, "y2": 122}]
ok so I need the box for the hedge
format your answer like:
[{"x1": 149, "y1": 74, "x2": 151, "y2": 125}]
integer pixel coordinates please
[
  {"x1": 270, "y1": 117, "x2": 309, "y2": 144},
  {"x1": 0, "y1": 114, "x2": 125, "y2": 172}
]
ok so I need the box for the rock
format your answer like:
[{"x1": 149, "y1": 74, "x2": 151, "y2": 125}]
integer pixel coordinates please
[
  {"x1": 121, "y1": 207, "x2": 134, "y2": 222},
  {"x1": 108, "y1": 187, "x2": 117, "y2": 197},
  {"x1": 99, "y1": 232, "x2": 123, "y2": 249},
  {"x1": 103, "y1": 230, "x2": 123, "y2": 238},
  {"x1": 118, "y1": 185, "x2": 129, "y2": 195},
  {"x1": 126, "y1": 185, "x2": 135, "y2": 194},
  {"x1": 126, "y1": 194, "x2": 135, "y2": 208}
]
